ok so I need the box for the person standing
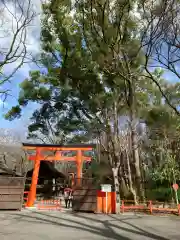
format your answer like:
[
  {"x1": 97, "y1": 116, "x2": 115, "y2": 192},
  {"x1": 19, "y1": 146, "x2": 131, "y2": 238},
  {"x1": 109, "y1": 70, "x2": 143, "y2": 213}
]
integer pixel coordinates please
[
  {"x1": 68, "y1": 189, "x2": 73, "y2": 208},
  {"x1": 64, "y1": 186, "x2": 71, "y2": 208},
  {"x1": 64, "y1": 187, "x2": 69, "y2": 208}
]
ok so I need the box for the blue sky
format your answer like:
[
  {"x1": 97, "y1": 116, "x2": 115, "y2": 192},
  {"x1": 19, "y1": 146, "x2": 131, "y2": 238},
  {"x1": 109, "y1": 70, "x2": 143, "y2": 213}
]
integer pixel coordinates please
[
  {"x1": 163, "y1": 71, "x2": 180, "y2": 83},
  {"x1": 0, "y1": 64, "x2": 40, "y2": 130}
]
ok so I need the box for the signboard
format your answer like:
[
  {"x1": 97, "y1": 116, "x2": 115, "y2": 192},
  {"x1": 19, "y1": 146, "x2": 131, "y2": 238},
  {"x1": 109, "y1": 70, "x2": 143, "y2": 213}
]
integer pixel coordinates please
[
  {"x1": 172, "y1": 183, "x2": 179, "y2": 191},
  {"x1": 101, "y1": 184, "x2": 112, "y2": 214},
  {"x1": 101, "y1": 184, "x2": 111, "y2": 193}
]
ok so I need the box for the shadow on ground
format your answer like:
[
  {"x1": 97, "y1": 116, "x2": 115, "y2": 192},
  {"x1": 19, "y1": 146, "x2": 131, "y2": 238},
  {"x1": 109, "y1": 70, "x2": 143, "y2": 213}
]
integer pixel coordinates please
[{"x1": 9, "y1": 210, "x2": 173, "y2": 240}]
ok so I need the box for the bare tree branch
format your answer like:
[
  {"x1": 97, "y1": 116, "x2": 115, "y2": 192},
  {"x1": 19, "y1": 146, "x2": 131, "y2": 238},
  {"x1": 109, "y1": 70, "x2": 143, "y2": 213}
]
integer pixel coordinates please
[
  {"x1": 140, "y1": 0, "x2": 180, "y2": 115},
  {"x1": 0, "y1": 0, "x2": 36, "y2": 91}
]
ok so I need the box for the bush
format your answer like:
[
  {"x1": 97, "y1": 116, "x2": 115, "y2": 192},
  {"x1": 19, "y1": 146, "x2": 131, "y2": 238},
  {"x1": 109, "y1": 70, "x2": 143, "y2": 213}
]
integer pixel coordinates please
[{"x1": 146, "y1": 187, "x2": 180, "y2": 202}]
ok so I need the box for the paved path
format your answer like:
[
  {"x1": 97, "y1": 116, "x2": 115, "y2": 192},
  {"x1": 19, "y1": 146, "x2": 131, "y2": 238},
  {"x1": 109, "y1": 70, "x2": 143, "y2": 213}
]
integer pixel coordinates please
[{"x1": 0, "y1": 210, "x2": 179, "y2": 240}]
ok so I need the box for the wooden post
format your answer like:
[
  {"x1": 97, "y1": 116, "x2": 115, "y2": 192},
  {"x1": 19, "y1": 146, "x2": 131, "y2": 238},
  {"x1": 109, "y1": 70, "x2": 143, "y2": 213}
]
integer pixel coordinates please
[
  {"x1": 76, "y1": 150, "x2": 82, "y2": 185},
  {"x1": 178, "y1": 204, "x2": 180, "y2": 216},
  {"x1": 70, "y1": 173, "x2": 75, "y2": 187},
  {"x1": 149, "y1": 200, "x2": 153, "y2": 214},
  {"x1": 26, "y1": 148, "x2": 41, "y2": 207},
  {"x1": 121, "y1": 200, "x2": 125, "y2": 213}
]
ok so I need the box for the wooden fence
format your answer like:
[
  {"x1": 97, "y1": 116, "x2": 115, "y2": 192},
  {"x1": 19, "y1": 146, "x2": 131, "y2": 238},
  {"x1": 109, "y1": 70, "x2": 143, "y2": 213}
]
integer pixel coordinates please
[{"x1": 0, "y1": 176, "x2": 25, "y2": 210}]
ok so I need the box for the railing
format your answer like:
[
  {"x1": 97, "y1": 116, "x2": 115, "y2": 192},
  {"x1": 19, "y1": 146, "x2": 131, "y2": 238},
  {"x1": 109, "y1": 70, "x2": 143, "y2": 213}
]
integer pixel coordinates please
[
  {"x1": 37, "y1": 199, "x2": 61, "y2": 210},
  {"x1": 23, "y1": 191, "x2": 29, "y2": 202},
  {"x1": 120, "y1": 200, "x2": 180, "y2": 215}
]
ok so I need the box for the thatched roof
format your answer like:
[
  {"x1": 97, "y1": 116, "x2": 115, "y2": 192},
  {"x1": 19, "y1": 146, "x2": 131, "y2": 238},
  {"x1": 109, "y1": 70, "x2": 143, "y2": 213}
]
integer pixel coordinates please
[
  {"x1": 0, "y1": 164, "x2": 22, "y2": 176},
  {"x1": 0, "y1": 144, "x2": 27, "y2": 174},
  {"x1": 26, "y1": 161, "x2": 66, "y2": 179},
  {"x1": 22, "y1": 143, "x2": 96, "y2": 148}
]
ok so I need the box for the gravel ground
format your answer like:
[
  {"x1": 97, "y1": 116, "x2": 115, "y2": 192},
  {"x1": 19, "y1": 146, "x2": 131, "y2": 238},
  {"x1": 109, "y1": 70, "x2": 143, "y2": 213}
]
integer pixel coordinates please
[{"x1": 0, "y1": 210, "x2": 179, "y2": 240}]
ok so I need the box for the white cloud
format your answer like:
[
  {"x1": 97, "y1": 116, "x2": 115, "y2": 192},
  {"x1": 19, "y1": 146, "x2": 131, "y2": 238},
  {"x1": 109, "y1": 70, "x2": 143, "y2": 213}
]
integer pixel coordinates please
[
  {"x1": 0, "y1": 99, "x2": 3, "y2": 105},
  {"x1": 0, "y1": 98, "x2": 8, "y2": 107},
  {"x1": 0, "y1": 0, "x2": 42, "y2": 79}
]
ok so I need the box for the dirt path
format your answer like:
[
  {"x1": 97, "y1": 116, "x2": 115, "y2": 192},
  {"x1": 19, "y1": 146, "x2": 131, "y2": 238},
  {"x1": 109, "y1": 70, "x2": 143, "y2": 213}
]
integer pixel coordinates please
[{"x1": 0, "y1": 210, "x2": 179, "y2": 240}]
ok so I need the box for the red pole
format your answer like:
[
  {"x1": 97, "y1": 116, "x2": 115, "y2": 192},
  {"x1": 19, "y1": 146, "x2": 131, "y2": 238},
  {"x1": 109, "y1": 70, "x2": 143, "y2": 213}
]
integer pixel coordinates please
[
  {"x1": 26, "y1": 148, "x2": 41, "y2": 207},
  {"x1": 76, "y1": 150, "x2": 82, "y2": 185},
  {"x1": 121, "y1": 200, "x2": 125, "y2": 213},
  {"x1": 149, "y1": 200, "x2": 153, "y2": 214},
  {"x1": 178, "y1": 204, "x2": 180, "y2": 216},
  {"x1": 70, "y1": 173, "x2": 75, "y2": 187}
]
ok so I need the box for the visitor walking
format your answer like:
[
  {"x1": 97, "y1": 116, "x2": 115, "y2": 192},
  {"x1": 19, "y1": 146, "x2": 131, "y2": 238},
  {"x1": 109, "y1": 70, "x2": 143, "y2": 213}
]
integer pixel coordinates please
[
  {"x1": 64, "y1": 186, "x2": 72, "y2": 208},
  {"x1": 68, "y1": 189, "x2": 73, "y2": 208}
]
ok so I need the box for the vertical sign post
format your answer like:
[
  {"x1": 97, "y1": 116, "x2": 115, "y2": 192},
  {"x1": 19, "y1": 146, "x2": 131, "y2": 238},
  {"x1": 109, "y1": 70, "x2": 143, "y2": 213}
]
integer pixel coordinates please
[
  {"x1": 172, "y1": 183, "x2": 179, "y2": 205},
  {"x1": 101, "y1": 184, "x2": 111, "y2": 214},
  {"x1": 106, "y1": 192, "x2": 108, "y2": 214}
]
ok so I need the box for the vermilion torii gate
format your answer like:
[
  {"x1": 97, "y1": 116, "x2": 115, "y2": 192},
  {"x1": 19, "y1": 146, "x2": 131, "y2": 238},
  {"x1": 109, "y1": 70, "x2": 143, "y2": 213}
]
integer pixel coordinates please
[{"x1": 22, "y1": 143, "x2": 94, "y2": 207}]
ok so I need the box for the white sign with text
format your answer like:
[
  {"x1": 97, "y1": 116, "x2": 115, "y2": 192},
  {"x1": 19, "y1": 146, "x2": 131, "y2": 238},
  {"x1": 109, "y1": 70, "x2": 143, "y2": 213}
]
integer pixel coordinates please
[{"x1": 101, "y1": 184, "x2": 111, "y2": 193}]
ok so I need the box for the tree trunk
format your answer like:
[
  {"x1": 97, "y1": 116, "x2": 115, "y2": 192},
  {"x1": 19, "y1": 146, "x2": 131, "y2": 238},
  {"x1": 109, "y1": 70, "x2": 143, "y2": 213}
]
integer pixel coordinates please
[
  {"x1": 126, "y1": 150, "x2": 138, "y2": 204},
  {"x1": 120, "y1": 177, "x2": 129, "y2": 197},
  {"x1": 131, "y1": 120, "x2": 145, "y2": 201},
  {"x1": 128, "y1": 85, "x2": 144, "y2": 201},
  {"x1": 112, "y1": 167, "x2": 121, "y2": 214},
  {"x1": 128, "y1": 78, "x2": 145, "y2": 202}
]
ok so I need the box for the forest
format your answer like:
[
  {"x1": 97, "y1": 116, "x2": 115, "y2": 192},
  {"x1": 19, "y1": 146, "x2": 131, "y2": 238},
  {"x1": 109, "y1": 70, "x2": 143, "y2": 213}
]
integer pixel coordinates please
[{"x1": 3, "y1": 0, "x2": 180, "y2": 213}]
